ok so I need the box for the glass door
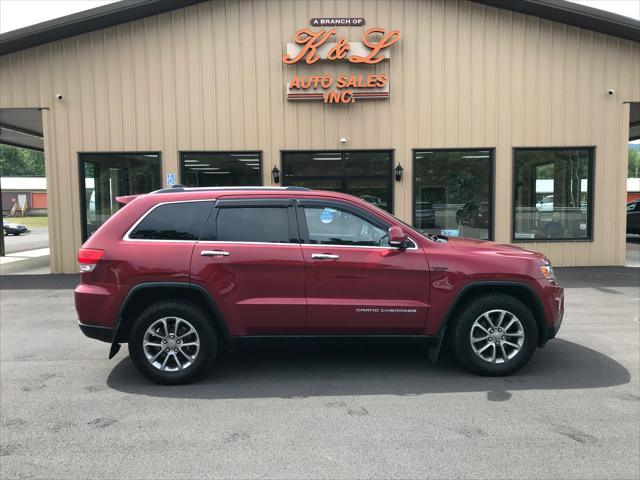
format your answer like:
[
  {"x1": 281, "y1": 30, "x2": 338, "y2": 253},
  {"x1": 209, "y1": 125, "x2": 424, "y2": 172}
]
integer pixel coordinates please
[
  {"x1": 79, "y1": 153, "x2": 161, "y2": 240},
  {"x1": 281, "y1": 150, "x2": 393, "y2": 212}
]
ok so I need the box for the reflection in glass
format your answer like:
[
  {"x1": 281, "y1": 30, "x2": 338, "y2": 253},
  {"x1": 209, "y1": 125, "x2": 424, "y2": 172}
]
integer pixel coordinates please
[
  {"x1": 80, "y1": 153, "x2": 161, "y2": 240},
  {"x1": 181, "y1": 152, "x2": 261, "y2": 187},
  {"x1": 514, "y1": 148, "x2": 592, "y2": 240},
  {"x1": 413, "y1": 150, "x2": 492, "y2": 240},
  {"x1": 304, "y1": 207, "x2": 389, "y2": 246},
  {"x1": 282, "y1": 151, "x2": 393, "y2": 212}
]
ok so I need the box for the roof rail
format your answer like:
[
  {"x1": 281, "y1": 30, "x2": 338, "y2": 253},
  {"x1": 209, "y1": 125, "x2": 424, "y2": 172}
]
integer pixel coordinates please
[{"x1": 151, "y1": 186, "x2": 311, "y2": 194}]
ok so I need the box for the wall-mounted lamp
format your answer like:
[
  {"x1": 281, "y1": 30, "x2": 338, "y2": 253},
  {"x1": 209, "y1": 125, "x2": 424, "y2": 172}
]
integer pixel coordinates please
[
  {"x1": 271, "y1": 166, "x2": 280, "y2": 184},
  {"x1": 395, "y1": 163, "x2": 403, "y2": 182}
]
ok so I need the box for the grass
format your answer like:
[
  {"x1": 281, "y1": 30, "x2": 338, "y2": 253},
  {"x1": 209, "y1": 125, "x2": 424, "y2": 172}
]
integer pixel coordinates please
[{"x1": 6, "y1": 216, "x2": 49, "y2": 229}]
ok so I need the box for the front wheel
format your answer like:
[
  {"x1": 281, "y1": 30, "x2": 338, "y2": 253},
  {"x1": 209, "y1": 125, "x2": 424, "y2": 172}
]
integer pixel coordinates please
[
  {"x1": 450, "y1": 294, "x2": 538, "y2": 376},
  {"x1": 128, "y1": 300, "x2": 218, "y2": 385}
]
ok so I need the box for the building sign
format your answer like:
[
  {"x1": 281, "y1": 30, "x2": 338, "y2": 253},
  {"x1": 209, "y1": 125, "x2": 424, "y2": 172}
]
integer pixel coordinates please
[
  {"x1": 310, "y1": 18, "x2": 365, "y2": 26},
  {"x1": 282, "y1": 26, "x2": 400, "y2": 104}
]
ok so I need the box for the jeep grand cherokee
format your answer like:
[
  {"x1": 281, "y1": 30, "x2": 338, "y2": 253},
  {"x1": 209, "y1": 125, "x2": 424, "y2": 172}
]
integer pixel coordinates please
[{"x1": 75, "y1": 187, "x2": 563, "y2": 384}]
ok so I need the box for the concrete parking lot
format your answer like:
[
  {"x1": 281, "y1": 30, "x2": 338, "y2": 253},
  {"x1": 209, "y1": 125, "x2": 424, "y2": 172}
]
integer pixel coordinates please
[
  {"x1": 2, "y1": 228, "x2": 49, "y2": 255},
  {"x1": 1, "y1": 269, "x2": 639, "y2": 479},
  {"x1": 0, "y1": 229, "x2": 50, "y2": 275}
]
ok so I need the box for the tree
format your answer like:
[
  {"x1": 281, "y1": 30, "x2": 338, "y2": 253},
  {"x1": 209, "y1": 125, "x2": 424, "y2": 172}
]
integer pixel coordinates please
[
  {"x1": 629, "y1": 148, "x2": 640, "y2": 179},
  {"x1": 0, "y1": 144, "x2": 45, "y2": 176}
]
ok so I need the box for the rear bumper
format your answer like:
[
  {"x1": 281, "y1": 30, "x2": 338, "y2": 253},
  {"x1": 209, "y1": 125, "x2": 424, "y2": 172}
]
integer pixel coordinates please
[
  {"x1": 78, "y1": 322, "x2": 114, "y2": 343},
  {"x1": 75, "y1": 282, "x2": 125, "y2": 328}
]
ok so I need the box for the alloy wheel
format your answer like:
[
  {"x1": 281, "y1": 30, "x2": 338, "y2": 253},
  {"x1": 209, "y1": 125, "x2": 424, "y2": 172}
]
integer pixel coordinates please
[
  {"x1": 143, "y1": 317, "x2": 200, "y2": 372},
  {"x1": 469, "y1": 309, "x2": 525, "y2": 364}
]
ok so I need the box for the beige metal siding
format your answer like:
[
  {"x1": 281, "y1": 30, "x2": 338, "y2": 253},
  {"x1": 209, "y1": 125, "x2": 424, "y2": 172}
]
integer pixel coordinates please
[{"x1": 1, "y1": 0, "x2": 639, "y2": 273}]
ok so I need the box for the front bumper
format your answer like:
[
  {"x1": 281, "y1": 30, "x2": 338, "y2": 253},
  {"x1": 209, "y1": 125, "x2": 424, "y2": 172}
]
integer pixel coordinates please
[
  {"x1": 539, "y1": 283, "x2": 564, "y2": 346},
  {"x1": 78, "y1": 322, "x2": 114, "y2": 343}
]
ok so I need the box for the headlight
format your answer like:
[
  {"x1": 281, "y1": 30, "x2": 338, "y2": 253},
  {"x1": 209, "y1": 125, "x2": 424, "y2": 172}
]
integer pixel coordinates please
[{"x1": 539, "y1": 261, "x2": 555, "y2": 280}]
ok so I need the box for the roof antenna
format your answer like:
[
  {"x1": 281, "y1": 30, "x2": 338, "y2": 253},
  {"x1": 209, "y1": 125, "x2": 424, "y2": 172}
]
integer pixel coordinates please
[{"x1": 171, "y1": 184, "x2": 186, "y2": 188}]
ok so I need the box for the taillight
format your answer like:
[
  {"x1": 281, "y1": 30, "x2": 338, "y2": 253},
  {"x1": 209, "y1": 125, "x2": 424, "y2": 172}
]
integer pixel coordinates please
[{"x1": 77, "y1": 248, "x2": 104, "y2": 272}]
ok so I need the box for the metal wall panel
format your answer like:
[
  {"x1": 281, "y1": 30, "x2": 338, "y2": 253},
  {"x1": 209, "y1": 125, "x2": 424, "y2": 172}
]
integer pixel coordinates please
[{"x1": 1, "y1": 0, "x2": 639, "y2": 272}]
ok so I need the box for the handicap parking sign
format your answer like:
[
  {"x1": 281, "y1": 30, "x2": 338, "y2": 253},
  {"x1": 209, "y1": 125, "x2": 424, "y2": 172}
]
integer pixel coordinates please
[{"x1": 166, "y1": 173, "x2": 176, "y2": 186}]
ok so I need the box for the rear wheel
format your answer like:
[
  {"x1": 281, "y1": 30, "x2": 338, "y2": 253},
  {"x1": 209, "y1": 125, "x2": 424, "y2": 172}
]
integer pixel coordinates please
[
  {"x1": 450, "y1": 293, "x2": 538, "y2": 376},
  {"x1": 128, "y1": 300, "x2": 217, "y2": 385}
]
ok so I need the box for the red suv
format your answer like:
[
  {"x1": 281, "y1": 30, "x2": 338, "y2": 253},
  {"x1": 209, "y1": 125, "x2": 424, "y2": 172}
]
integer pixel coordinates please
[{"x1": 75, "y1": 187, "x2": 563, "y2": 384}]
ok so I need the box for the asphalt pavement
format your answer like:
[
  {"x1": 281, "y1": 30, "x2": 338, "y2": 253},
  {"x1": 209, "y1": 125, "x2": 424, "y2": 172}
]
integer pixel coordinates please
[
  {"x1": 0, "y1": 269, "x2": 639, "y2": 479},
  {"x1": 2, "y1": 228, "x2": 49, "y2": 255}
]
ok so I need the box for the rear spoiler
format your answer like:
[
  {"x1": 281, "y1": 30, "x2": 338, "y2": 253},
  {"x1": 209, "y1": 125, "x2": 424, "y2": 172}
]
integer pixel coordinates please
[{"x1": 115, "y1": 194, "x2": 140, "y2": 205}]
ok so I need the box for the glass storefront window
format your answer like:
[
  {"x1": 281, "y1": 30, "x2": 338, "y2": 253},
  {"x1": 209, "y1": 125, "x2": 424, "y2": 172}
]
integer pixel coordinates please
[
  {"x1": 181, "y1": 152, "x2": 261, "y2": 187},
  {"x1": 513, "y1": 148, "x2": 593, "y2": 241},
  {"x1": 413, "y1": 149, "x2": 493, "y2": 240},
  {"x1": 282, "y1": 151, "x2": 393, "y2": 212},
  {"x1": 79, "y1": 152, "x2": 161, "y2": 240}
]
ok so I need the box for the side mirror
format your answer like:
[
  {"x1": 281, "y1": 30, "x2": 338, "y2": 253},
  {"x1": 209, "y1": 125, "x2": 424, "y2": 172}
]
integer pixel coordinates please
[{"x1": 388, "y1": 226, "x2": 408, "y2": 249}]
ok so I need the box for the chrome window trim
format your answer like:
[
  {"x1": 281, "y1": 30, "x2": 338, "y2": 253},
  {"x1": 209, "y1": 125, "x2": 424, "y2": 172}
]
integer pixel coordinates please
[
  {"x1": 300, "y1": 238, "x2": 418, "y2": 251},
  {"x1": 123, "y1": 198, "x2": 419, "y2": 251},
  {"x1": 123, "y1": 199, "x2": 214, "y2": 242},
  {"x1": 197, "y1": 240, "x2": 298, "y2": 246},
  {"x1": 197, "y1": 240, "x2": 418, "y2": 250}
]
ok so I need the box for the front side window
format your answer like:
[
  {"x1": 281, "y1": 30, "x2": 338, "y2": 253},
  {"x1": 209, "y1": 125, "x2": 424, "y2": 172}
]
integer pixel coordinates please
[
  {"x1": 181, "y1": 152, "x2": 261, "y2": 187},
  {"x1": 304, "y1": 206, "x2": 389, "y2": 246},
  {"x1": 513, "y1": 148, "x2": 593, "y2": 241},
  {"x1": 215, "y1": 207, "x2": 291, "y2": 243},
  {"x1": 129, "y1": 201, "x2": 212, "y2": 240},
  {"x1": 413, "y1": 149, "x2": 493, "y2": 240}
]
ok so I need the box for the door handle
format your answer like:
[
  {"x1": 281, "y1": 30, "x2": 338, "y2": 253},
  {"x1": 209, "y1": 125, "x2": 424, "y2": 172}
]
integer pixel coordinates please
[
  {"x1": 311, "y1": 253, "x2": 340, "y2": 260},
  {"x1": 201, "y1": 250, "x2": 230, "y2": 257}
]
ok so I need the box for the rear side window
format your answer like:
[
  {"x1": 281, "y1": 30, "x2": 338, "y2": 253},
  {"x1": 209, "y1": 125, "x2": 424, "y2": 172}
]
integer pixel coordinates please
[
  {"x1": 128, "y1": 201, "x2": 212, "y2": 240},
  {"x1": 215, "y1": 207, "x2": 291, "y2": 243}
]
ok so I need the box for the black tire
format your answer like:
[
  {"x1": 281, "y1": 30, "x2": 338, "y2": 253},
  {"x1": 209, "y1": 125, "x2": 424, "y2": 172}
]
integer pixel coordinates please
[
  {"x1": 449, "y1": 293, "x2": 538, "y2": 376},
  {"x1": 128, "y1": 300, "x2": 218, "y2": 385}
]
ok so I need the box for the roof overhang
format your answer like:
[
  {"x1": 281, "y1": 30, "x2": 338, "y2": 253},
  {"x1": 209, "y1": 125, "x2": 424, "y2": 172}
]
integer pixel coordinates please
[
  {"x1": 0, "y1": 108, "x2": 44, "y2": 151},
  {"x1": 0, "y1": 0, "x2": 208, "y2": 56},
  {"x1": 0, "y1": 0, "x2": 638, "y2": 56},
  {"x1": 471, "y1": 0, "x2": 640, "y2": 42},
  {"x1": 630, "y1": 103, "x2": 640, "y2": 141}
]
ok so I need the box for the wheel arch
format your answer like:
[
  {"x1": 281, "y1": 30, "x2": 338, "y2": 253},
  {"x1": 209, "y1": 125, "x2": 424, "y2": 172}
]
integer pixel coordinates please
[
  {"x1": 440, "y1": 281, "x2": 547, "y2": 347},
  {"x1": 112, "y1": 282, "x2": 230, "y2": 351}
]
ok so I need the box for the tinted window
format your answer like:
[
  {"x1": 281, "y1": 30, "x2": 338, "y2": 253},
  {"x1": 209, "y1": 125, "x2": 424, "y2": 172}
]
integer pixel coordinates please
[
  {"x1": 80, "y1": 152, "x2": 161, "y2": 240},
  {"x1": 216, "y1": 207, "x2": 291, "y2": 243},
  {"x1": 181, "y1": 152, "x2": 261, "y2": 187},
  {"x1": 513, "y1": 148, "x2": 593, "y2": 241},
  {"x1": 304, "y1": 206, "x2": 389, "y2": 246},
  {"x1": 413, "y1": 149, "x2": 493, "y2": 240},
  {"x1": 282, "y1": 151, "x2": 393, "y2": 213},
  {"x1": 129, "y1": 202, "x2": 212, "y2": 240}
]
